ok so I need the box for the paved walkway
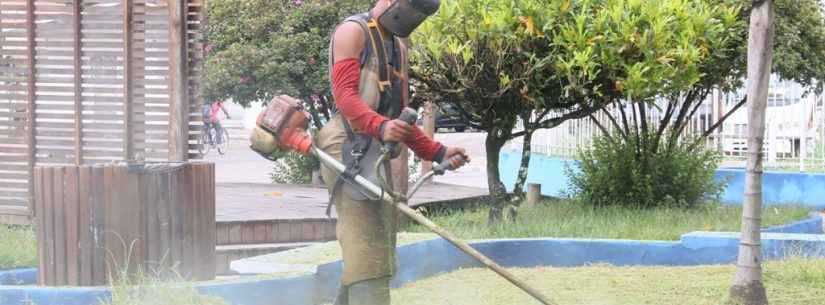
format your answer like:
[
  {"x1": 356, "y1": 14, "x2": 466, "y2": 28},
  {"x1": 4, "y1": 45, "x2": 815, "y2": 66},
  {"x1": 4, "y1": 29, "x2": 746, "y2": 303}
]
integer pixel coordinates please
[
  {"x1": 208, "y1": 123, "x2": 489, "y2": 223},
  {"x1": 215, "y1": 182, "x2": 488, "y2": 222}
]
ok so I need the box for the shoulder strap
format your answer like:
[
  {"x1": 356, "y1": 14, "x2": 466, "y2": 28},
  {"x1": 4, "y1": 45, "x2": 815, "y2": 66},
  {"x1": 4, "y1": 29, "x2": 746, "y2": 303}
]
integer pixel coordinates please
[
  {"x1": 364, "y1": 19, "x2": 392, "y2": 93},
  {"x1": 339, "y1": 14, "x2": 392, "y2": 93}
]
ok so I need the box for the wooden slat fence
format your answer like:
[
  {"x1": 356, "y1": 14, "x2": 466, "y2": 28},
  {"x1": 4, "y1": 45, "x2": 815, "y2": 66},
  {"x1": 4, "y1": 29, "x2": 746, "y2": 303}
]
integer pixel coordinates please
[
  {"x1": 0, "y1": 0, "x2": 205, "y2": 224},
  {"x1": 35, "y1": 162, "x2": 216, "y2": 285}
]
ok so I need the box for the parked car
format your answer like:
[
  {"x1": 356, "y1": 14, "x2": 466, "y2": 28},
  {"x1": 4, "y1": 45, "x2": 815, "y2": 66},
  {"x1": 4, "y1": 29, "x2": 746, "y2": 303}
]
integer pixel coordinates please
[
  {"x1": 417, "y1": 104, "x2": 471, "y2": 132},
  {"x1": 436, "y1": 104, "x2": 471, "y2": 132}
]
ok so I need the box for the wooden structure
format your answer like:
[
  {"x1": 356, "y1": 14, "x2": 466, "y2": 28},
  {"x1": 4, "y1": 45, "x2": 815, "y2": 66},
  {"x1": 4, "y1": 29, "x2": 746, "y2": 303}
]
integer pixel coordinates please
[
  {"x1": 0, "y1": 0, "x2": 206, "y2": 224},
  {"x1": 34, "y1": 162, "x2": 215, "y2": 286},
  {"x1": 525, "y1": 183, "x2": 541, "y2": 208}
]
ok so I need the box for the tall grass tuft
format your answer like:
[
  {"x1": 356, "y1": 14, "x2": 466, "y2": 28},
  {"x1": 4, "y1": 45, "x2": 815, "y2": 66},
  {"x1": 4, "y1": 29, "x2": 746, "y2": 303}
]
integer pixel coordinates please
[
  {"x1": 100, "y1": 267, "x2": 229, "y2": 305},
  {"x1": 404, "y1": 200, "x2": 812, "y2": 241}
]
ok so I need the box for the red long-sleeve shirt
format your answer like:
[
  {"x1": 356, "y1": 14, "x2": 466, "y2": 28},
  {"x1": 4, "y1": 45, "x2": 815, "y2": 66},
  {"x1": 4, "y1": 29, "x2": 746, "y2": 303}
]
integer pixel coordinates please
[{"x1": 331, "y1": 58, "x2": 445, "y2": 162}]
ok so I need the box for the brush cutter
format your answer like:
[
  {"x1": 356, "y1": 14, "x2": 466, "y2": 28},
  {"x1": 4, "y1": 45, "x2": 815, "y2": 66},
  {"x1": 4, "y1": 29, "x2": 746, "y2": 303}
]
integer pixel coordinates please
[{"x1": 249, "y1": 95, "x2": 555, "y2": 305}]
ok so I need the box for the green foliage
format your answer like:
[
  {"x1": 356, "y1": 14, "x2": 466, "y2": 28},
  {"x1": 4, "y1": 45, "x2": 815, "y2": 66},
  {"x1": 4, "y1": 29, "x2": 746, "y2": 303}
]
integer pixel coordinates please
[
  {"x1": 271, "y1": 151, "x2": 319, "y2": 184},
  {"x1": 202, "y1": 0, "x2": 372, "y2": 125},
  {"x1": 413, "y1": 0, "x2": 739, "y2": 117},
  {"x1": 568, "y1": 131, "x2": 724, "y2": 208},
  {"x1": 403, "y1": 200, "x2": 809, "y2": 241},
  {"x1": 411, "y1": 0, "x2": 740, "y2": 209},
  {"x1": 770, "y1": 0, "x2": 825, "y2": 93},
  {"x1": 0, "y1": 225, "x2": 36, "y2": 269}
]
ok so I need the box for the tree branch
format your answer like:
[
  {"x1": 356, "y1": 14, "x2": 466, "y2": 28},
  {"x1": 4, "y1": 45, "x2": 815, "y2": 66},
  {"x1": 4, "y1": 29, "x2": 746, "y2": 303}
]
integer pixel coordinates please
[
  {"x1": 668, "y1": 89, "x2": 699, "y2": 150},
  {"x1": 653, "y1": 97, "x2": 677, "y2": 152},
  {"x1": 618, "y1": 102, "x2": 631, "y2": 137},
  {"x1": 589, "y1": 113, "x2": 612, "y2": 140},
  {"x1": 657, "y1": 97, "x2": 676, "y2": 137},
  {"x1": 675, "y1": 88, "x2": 712, "y2": 137},
  {"x1": 602, "y1": 107, "x2": 628, "y2": 141},
  {"x1": 537, "y1": 106, "x2": 602, "y2": 129},
  {"x1": 702, "y1": 96, "x2": 746, "y2": 138},
  {"x1": 671, "y1": 90, "x2": 697, "y2": 136}
]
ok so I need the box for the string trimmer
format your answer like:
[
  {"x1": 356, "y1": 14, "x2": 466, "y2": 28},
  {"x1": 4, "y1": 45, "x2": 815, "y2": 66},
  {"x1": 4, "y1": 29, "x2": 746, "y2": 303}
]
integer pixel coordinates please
[{"x1": 249, "y1": 95, "x2": 555, "y2": 305}]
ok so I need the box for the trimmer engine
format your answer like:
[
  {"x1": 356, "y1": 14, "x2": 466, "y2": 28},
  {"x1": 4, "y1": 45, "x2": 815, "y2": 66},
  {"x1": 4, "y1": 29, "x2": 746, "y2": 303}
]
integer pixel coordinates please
[{"x1": 250, "y1": 95, "x2": 313, "y2": 159}]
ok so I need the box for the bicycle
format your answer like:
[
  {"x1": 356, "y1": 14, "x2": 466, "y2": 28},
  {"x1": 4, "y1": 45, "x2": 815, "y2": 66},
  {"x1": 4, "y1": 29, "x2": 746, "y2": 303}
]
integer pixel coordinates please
[{"x1": 198, "y1": 123, "x2": 230, "y2": 156}]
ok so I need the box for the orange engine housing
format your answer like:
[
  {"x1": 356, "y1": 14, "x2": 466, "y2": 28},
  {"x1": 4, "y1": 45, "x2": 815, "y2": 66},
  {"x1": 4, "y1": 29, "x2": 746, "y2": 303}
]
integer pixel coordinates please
[{"x1": 255, "y1": 95, "x2": 312, "y2": 155}]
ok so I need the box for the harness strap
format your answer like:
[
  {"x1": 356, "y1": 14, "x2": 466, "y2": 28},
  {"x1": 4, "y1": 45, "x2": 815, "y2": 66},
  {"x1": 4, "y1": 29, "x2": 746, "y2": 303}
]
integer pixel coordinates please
[{"x1": 366, "y1": 19, "x2": 392, "y2": 92}]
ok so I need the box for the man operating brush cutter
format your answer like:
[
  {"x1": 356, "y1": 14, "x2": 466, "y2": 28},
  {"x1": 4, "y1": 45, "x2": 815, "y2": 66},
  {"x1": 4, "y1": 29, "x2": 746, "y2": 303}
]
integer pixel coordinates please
[{"x1": 249, "y1": 1, "x2": 554, "y2": 304}]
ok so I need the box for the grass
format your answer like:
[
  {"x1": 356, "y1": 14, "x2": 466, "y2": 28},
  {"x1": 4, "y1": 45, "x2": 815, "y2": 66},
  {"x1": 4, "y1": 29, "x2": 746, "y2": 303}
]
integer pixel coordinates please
[
  {"x1": 392, "y1": 258, "x2": 825, "y2": 305},
  {"x1": 0, "y1": 225, "x2": 37, "y2": 269},
  {"x1": 403, "y1": 200, "x2": 813, "y2": 241},
  {"x1": 100, "y1": 275, "x2": 230, "y2": 305},
  {"x1": 243, "y1": 232, "x2": 438, "y2": 266}
]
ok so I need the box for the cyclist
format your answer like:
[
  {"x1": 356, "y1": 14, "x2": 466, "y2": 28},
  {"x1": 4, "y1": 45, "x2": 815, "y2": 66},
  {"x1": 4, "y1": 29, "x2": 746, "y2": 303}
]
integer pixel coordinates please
[{"x1": 202, "y1": 100, "x2": 231, "y2": 145}]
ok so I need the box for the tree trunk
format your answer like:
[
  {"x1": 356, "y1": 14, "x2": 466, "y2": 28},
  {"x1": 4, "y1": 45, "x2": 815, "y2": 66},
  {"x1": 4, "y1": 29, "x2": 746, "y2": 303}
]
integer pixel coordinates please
[
  {"x1": 730, "y1": 1, "x2": 774, "y2": 305},
  {"x1": 485, "y1": 129, "x2": 509, "y2": 224},
  {"x1": 512, "y1": 128, "x2": 534, "y2": 201}
]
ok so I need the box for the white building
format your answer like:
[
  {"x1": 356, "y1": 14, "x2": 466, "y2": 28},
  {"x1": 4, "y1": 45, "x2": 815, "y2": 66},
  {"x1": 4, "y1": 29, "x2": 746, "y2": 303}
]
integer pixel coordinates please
[{"x1": 717, "y1": 76, "x2": 822, "y2": 160}]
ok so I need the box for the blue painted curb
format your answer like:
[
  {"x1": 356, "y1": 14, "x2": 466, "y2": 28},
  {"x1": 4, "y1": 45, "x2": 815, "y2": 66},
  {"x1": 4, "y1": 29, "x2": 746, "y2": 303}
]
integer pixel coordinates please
[
  {"x1": 0, "y1": 268, "x2": 35, "y2": 286},
  {"x1": 762, "y1": 213, "x2": 823, "y2": 234},
  {"x1": 2, "y1": 215, "x2": 823, "y2": 305}
]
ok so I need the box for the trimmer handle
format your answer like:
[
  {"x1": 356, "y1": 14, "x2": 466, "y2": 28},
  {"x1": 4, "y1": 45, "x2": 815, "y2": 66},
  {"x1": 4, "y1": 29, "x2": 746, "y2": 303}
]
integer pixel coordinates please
[
  {"x1": 382, "y1": 107, "x2": 419, "y2": 153},
  {"x1": 433, "y1": 154, "x2": 468, "y2": 175}
]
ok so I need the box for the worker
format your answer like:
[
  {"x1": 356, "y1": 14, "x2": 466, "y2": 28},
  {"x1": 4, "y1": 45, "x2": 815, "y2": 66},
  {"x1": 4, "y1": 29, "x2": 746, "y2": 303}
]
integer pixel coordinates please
[{"x1": 314, "y1": 0, "x2": 468, "y2": 304}]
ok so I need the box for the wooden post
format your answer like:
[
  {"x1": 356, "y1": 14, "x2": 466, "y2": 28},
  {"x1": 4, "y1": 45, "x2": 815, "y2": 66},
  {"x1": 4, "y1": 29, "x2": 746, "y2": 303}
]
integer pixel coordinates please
[
  {"x1": 25, "y1": 0, "x2": 36, "y2": 217},
  {"x1": 168, "y1": 0, "x2": 190, "y2": 161},
  {"x1": 123, "y1": 0, "x2": 134, "y2": 161},
  {"x1": 73, "y1": 0, "x2": 83, "y2": 165},
  {"x1": 421, "y1": 102, "x2": 436, "y2": 182},
  {"x1": 34, "y1": 162, "x2": 216, "y2": 286},
  {"x1": 526, "y1": 183, "x2": 541, "y2": 208}
]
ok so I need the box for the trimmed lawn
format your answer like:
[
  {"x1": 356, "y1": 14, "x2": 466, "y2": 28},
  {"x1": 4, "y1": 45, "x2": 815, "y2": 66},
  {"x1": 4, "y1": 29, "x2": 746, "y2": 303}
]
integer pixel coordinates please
[
  {"x1": 392, "y1": 258, "x2": 825, "y2": 305},
  {"x1": 403, "y1": 200, "x2": 813, "y2": 240}
]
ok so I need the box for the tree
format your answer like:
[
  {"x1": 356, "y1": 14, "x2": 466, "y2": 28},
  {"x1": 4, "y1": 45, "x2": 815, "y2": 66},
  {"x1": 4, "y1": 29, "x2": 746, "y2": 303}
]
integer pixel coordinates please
[
  {"x1": 729, "y1": 1, "x2": 774, "y2": 304},
  {"x1": 602, "y1": 0, "x2": 825, "y2": 154},
  {"x1": 201, "y1": 0, "x2": 372, "y2": 129},
  {"x1": 411, "y1": 0, "x2": 739, "y2": 221},
  {"x1": 202, "y1": 0, "x2": 373, "y2": 184}
]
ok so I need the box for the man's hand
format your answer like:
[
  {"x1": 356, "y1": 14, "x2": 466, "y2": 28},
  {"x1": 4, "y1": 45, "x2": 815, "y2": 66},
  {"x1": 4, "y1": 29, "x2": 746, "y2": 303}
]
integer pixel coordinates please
[
  {"x1": 382, "y1": 119, "x2": 413, "y2": 143},
  {"x1": 443, "y1": 147, "x2": 470, "y2": 169}
]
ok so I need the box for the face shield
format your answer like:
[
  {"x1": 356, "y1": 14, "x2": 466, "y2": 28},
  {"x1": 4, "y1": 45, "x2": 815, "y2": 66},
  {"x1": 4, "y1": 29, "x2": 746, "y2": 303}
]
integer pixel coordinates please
[{"x1": 377, "y1": 0, "x2": 440, "y2": 38}]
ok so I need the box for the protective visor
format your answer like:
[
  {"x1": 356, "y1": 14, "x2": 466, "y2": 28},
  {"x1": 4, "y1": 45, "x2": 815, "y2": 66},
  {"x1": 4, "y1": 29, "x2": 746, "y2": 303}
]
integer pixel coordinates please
[{"x1": 377, "y1": 0, "x2": 440, "y2": 38}]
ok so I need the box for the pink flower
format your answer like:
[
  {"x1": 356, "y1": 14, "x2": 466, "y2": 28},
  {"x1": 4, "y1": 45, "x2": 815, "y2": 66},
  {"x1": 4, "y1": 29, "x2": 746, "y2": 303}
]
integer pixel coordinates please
[
  {"x1": 293, "y1": 0, "x2": 302, "y2": 6},
  {"x1": 240, "y1": 76, "x2": 251, "y2": 85}
]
